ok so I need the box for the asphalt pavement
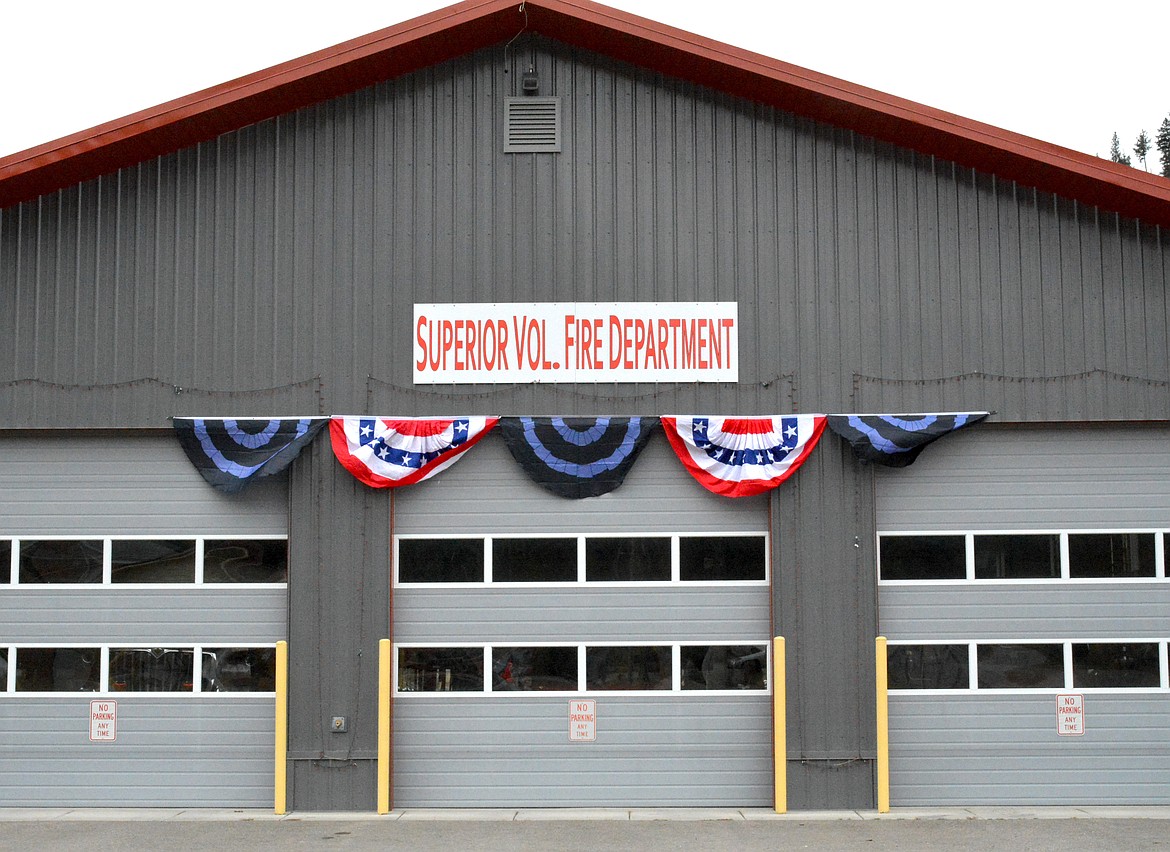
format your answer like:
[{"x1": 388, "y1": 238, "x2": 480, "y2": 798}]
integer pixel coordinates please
[{"x1": 0, "y1": 807, "x2": 1168, "y2": 851}]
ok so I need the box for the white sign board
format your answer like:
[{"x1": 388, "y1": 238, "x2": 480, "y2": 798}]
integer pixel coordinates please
[
  {"x1": 569, "y1": 699, "x2": 596, "y2": 742},
  {"x1": 90, "y1": 699, "x2": 117, "y2": 742},
  {"x1": 1056, "y1": 693, "x2": 1085, "y2": 736},
  {"x1": 413, "y1": 302, "x2": 739, "y2": 384}
]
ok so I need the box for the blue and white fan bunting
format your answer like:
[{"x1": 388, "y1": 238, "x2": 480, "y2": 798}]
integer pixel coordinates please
[
  {"x1": 826, "y1": 412, "x2": 989, "y2": 467},
  {"x1": 499, "y1": 416, "x2": 657, "y2": 499},
  {"x1": 173, "y1": 417, "x2": 329, "y2": 493}
]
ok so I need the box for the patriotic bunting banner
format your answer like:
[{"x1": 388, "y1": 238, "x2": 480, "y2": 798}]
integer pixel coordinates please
[
  {"x1": 826, "y1": 412, "x2": 990, "y2": 467},
  {"x1": 661, "y1": 415, "x2": 826, "y2": 498},
  {"x1": 330, "y1": 416, "x2": 498, "y2": 488},
  {"x1": 499, "y1": 416, "x2": 657, "y2": 499},
  {"x1": 173, "y1": 417, "x2": 328, "y2": 493}
]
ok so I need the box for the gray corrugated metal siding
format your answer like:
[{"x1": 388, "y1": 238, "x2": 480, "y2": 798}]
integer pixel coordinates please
[{"x1": 1, "y1": 38, "x2": 1165, "y2": 425}]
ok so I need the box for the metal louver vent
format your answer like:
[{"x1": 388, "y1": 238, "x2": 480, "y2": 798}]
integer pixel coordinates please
[{"x1": 504, "y1": 97, "x2": 561, "y2": 153}]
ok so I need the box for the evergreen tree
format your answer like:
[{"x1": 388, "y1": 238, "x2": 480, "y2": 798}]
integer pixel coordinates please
[
  {"x1": 1110, "y1": 132, "x2": 1132, "y2": 166},
  {"x1": 1133, "y1": 130, "x2": 1151, "y2": 171},
  {"x1": 1157, "y1": 117, "x2": 1170, "y2": 178}
]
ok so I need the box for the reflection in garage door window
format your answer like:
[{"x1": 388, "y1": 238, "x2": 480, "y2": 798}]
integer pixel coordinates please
[
  {"x1": 1068, "y1": 534, "x2": 1156, "y2": 579},
  {"x1": 109, "y1": 649, "x2": 199, "y2": 692},
  {"x1": 111, "y1": 540, "x2": 196, "y2": 583},
  {"x1": 587, "y1": 646, "x2": 672, "y2": 690},
  {"x1": 0, "y1": 648, "x2": 7, "y2": 690},
  {"x1": 974, "y1": 535, "x2": 1060, "y2": 580},
  {"x1": 18, "y1": 540, "x2": 103, "y2": 583},
  {"x1": 398, "y1": 539, "x2": 483, "y2": 583},
  {"x1": 879, "y1": 536, "x2": 966, "y2": 580},
  {"x1": 1, "y1": 540, "x2": 10, "y2": 583},
  {"x1": 886, "y1": 644, "x2": 969, "y2": 689},
  {"x1": 204, "y1": 540, "x2": 288, "y2": 583},
  {"x1": 492, "y1": 538, "x2": 577, "y2": 582},
  {"x1": 492, "y1": 646, "x2": 577, "y2": 691},
  {"x1": 679, "y1": 537, "x2": 765, "y2": 581},
  {"x1": 15, "y1": 648, "x2": 101, "y2": 691},
  {"x1": 977, "y1": 644, "x2": 1064, "y2": 688},
  {"x1": 398, "y1": 647, "x2": 484, "y2": 692},
  {"x1": 1072, "y1": 643, "x2": 1160, "y2": 688},
  {"x1": 680, "y1": 645, "x2": 767, "y2": 690},
  {"x1": 585, "y1": 537, "x2": 670, "y2": 581},
  {"x1": 204, "y1": 647, "x2": 277, "y2": 691}
]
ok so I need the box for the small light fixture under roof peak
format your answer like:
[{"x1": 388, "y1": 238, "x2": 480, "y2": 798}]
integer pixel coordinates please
[{"x1": 521, "y1": 65, "x2": 539, "y2": 95}]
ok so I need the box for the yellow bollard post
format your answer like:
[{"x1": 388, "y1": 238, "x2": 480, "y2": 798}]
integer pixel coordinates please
[
  {"x1": 378, "y1": 638, "x2": 392, "y2": 814},
  {"x1": 275, "y1": 640, "x2": 288, "y2": 815},
  {"x1": 773, "y1": 636, "x2": 786, "y2": 814},
  {"x1": 875, "y1": 636, "x2": 889, "y2": 813}
]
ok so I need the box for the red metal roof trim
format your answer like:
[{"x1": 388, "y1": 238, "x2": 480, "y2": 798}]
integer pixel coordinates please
[{"x1": 2, "y1": 0, "x2": 1169, "y2": 228}]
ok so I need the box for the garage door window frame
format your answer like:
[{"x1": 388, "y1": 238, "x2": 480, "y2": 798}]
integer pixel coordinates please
[
  {"x1": 394, "y1": 532, "x2": 769, "y2": 587},
  {"x1": 1, "y1": 535, "x2": 289, "y2": 586},
  {"x1": 394, "y1": 640, "x2": 772, "y2": 697},
  {"x1": 885, "y1": 638, "x2": 1170, "y2": 694},
  {"x1": 878, "y1": 529, "x2": 1167, "y2": 584}
]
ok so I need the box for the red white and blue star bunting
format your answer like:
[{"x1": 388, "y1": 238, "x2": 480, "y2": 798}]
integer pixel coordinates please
[
  {"x1": 661, "y1": 415, "x2": 826, "y2": 497},
  {"x1": 330, "y1": 416, "x2": 498, "y2": 488}
]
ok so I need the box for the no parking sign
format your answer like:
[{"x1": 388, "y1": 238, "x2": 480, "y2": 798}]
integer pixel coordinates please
[
  {"x1": 90, "y1": 700, "x2": 117, "y2": 742},
  {"x1": 1056, "y1": 694, "x2": 1084, "y2": 736}
]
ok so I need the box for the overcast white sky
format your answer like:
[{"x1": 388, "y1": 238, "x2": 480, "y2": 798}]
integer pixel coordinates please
[{"x1": 2, "y1": 1, "x2": 1167, "y2": 166}]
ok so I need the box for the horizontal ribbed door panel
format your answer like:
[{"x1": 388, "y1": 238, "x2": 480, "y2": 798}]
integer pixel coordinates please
[
  {"x1": 0, "y1": 588, "x2": 287, "y2": 644},
  {"x1": 875, "y1": 424, "x2": 1170, "y2": 531},
  {"x1": 889, "y1": 694, "x2": 1170, "y2": 805},
  {"x1": 0, "y1": 434, "x2": 287, "y2": 535},
  {"x1": 0, "y1": 434, "x2": 287, "y2": 807},
  {"x1": 394, "y1": 586, "x2": 768, "y2": 643},
  {"x1": 393, "y1": 434, "x2": 766, "y2": 535},
  {"x1": 392, "y1": 432, "x2": 772, "y2": 807},
  {"x1": 877, "y1": 424, "x2": 1170, "y2": 805},
  {"x1": 880, "y1": 584, "x2": 1170, "y2": 641},
  {"x1": 394, "y1": 696, "x2": 771, "y2": 807},
  {"x1": 0, "y1": 697, "x2": 275, "y2": 806}
]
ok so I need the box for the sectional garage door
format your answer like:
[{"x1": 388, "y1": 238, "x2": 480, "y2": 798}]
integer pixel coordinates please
[
  {"x1": 877, "y1": 424, "x2": 1170, "y2": 806},
  {"x1": 0, "y1": 434, "x2": 288, "y2": 807},
  {"x1": 390, "y1": 433, "x2": 774, "y2": 807}
]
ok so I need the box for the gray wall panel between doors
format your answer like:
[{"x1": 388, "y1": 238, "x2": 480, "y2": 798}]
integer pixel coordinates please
[{"x1": 776, "y1": 437, "x2": 878, "y2": 809}]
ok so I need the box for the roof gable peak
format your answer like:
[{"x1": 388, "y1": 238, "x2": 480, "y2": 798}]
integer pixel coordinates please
[{"x1": 2, "y1": 0, "x2": 1168, "y2": 225}]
